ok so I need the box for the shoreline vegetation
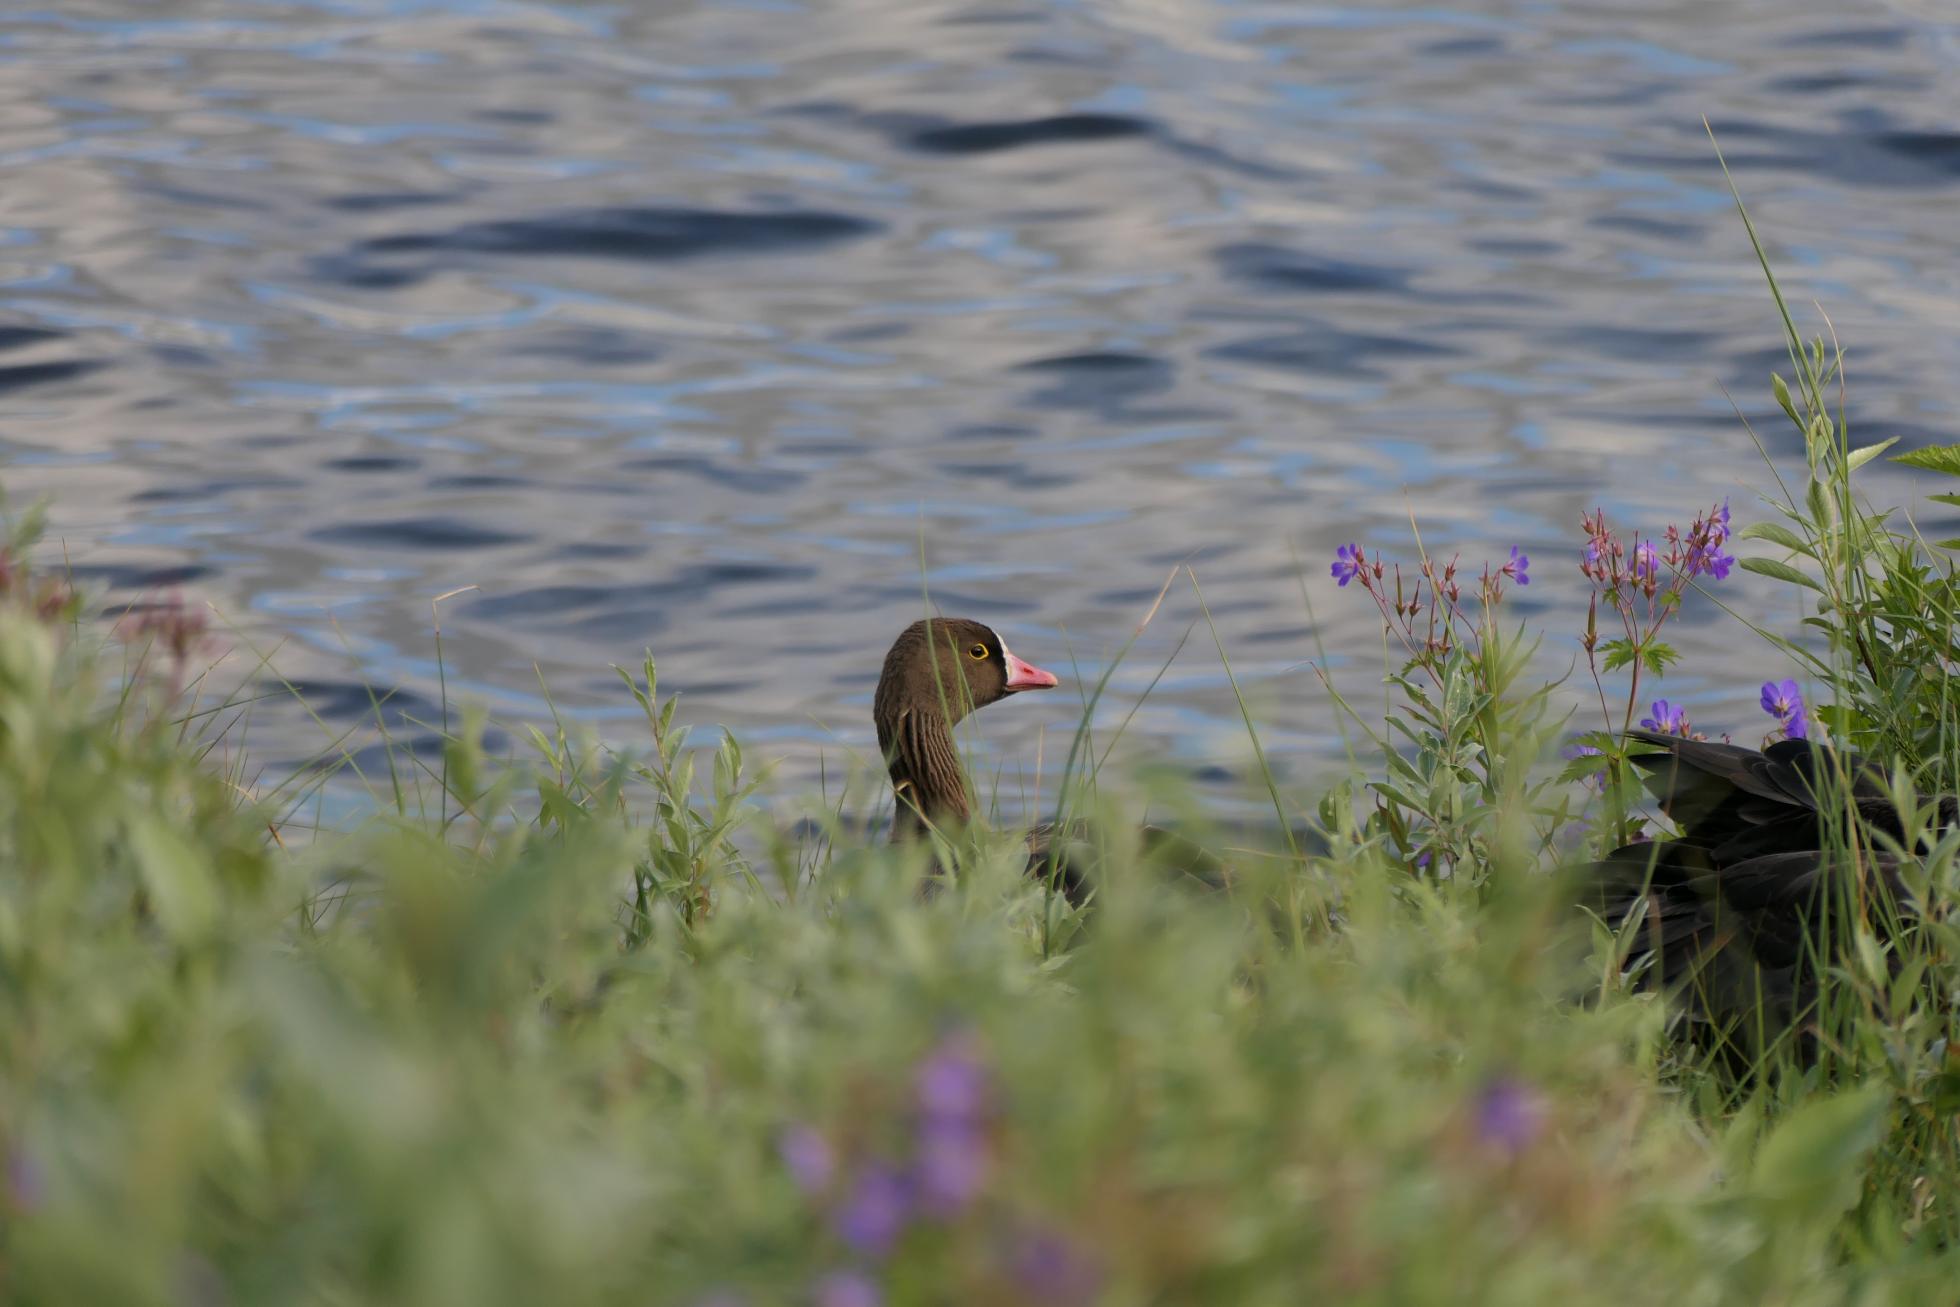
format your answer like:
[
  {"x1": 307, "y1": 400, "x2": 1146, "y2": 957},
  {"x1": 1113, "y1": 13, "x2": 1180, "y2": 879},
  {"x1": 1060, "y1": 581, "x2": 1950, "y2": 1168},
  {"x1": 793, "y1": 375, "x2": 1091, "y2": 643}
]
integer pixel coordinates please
[{"x1": 9, "y1": 225, "x2": 1960, "y2": 1300}]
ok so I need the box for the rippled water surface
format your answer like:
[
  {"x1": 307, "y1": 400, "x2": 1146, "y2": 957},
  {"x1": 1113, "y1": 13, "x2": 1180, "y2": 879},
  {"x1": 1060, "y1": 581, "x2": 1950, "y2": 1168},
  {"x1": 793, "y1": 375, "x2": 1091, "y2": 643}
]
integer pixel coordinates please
[{"x1": 5, "y1": 1, "x2": 1960, "y2": 814}]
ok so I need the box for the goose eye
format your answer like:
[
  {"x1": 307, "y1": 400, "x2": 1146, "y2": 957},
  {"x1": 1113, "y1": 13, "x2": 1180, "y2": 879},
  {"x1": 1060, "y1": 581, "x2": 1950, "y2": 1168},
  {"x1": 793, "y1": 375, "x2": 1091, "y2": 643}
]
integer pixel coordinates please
[{"x1": 968, "y1": 643, "x2": 989, "y2": 660}]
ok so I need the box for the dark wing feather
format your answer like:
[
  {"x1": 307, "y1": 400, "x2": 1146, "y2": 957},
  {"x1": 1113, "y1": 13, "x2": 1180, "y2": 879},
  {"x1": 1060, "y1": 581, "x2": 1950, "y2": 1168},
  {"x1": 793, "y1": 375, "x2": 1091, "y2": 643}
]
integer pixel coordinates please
[{"x1": 1588, "y1": 732, "x2": 1921, "y2": 1057}]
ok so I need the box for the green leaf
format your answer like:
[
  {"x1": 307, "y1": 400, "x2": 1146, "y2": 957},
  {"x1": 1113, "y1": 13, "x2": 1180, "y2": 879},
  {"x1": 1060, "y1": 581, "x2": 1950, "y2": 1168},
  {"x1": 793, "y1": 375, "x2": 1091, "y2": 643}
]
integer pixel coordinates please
[
  {"x1": 1891, "y1": 443, "x2": 1960, "y2": 476},
  {"x1": 128, "y1": 814, "x2": 218, "y2": 939},
  {"x1": 1598, "y1": 638, "x2": 1638, "y2": 674},
  {"x1": 1805, "y1": 475, "x2": 1831, "y2": 527},
  {"x1": 1928, "y1": 494, "x2": 1960, "y2": 508},
  {"x1": 1771, "y1": 372, "x2": 1800, "y2": 427},
  {"x1": 1844, "y1": 437, "x2": 1899, "y2": 471},
  {"x1": 1750, "y1": 1087, "x2": 1887, "y2": 1218},
  {"x1": 1736, "y1": 521, "x2": 1814, "y2": 555},
  {"x1": 1936, "y1": 539, "x2": 1960, "y2": 552},
  {"x1": 1741, "y1": 557, "x2": 1822, "y2": 592},
  {"x1": 1640, "y1": 642, "x2": 1680, "y2": 675}
]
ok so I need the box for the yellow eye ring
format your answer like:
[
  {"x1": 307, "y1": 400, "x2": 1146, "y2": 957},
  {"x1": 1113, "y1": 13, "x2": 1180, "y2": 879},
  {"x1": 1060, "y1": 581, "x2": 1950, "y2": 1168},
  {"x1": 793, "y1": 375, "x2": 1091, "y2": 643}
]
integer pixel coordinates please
[{"x1": 968, "y1": 643, "x2": 989, "y2": 660}]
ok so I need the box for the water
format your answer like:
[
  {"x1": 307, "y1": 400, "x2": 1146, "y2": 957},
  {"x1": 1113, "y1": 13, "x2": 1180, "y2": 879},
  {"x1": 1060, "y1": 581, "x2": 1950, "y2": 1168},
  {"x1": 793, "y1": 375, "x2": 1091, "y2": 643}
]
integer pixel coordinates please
[{"x1": 3, "y1": 0, "x2": 1959, "y2": 820}]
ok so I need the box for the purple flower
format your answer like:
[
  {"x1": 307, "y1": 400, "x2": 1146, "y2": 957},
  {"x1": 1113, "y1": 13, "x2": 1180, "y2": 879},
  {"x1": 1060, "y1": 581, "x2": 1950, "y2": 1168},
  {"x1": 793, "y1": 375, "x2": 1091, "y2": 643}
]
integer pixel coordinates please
[
  {"x1": 912, "y1": 1034, "x2": 993, "y2": 1215},
  {"x1": 7, "y1": 1147, "x2": 45, "y2": 1211},
  {"x1": 834, "y1": 1162, "x2": 910, "y2": 1258},
  {"x1": 1330, "y1": 542, "x2": 1364, "y2": 588},
  {"x1": 1474, "y1": 1076, "x2": 1543, "y2": 1154},
  {"x1": 1714, "y1": 497, "x2": 1732, "y2": 540},
  {"x1": 915, "y1": 1034, "x2": 989, "y2": 1125},
  {"x1": 1503, "y1": 545, "x2": 1530, "y2": 586},
  {"x1": 1760, "y1": 679, "x2": 1808, "y2": 741},
  {"x1": 1010, "y1": 1229, "x2": 1103, "y2": 1306},
  {"x1": 1633, "y1": 539, "x2": 1659, "y2": 582},
  {"x1": 779, "y1": 1125, "x2": 835, "y2": 1196},
  {"x1": 1639, "y1": 700, "x2": 1689, "y2": 736},
  {"x1": 814, "y1": 1270, "x2": 882, "y2": 1307},
  {"x1": 915, "y1": 1119, "x2": 989, "y2": 1216}
]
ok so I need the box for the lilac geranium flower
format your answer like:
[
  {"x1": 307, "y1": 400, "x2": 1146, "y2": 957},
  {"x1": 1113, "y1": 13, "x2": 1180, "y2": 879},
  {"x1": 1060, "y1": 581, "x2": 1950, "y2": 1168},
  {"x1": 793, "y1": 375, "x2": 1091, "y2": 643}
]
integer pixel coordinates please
[
  {"x1": 1633, "y1": 539, "x2": 1659, "y2": 582},
  {"x1": 1760, "y1": 679, "x2": 1808, "y2": 740},
  {"x1": 1331, "y1": 542, "x2": 1364, "y2": 588},
  {"x1": 779, "y1": 1125, "x2": 835, "y2": 1196},
  {"x1": 912, "y1": 1034, "x2": 993, "y2": 1215},
  {"x1": 1503, "y1": 545, "x2": 1530, "y2": 586},
  {"x1": 834, "y1": 1163, "x2": 910, "y2": 1258},
  {"x1": 915, "y1": 1035, "x2": 988, "y2": 1124},
  {"x1": 1010, "y1": 1229, "x2": 1104, "y2": 1306},
  {"x1": 915, "y1": 1120, "x2": 989, "y2": 1216},
  {"x1": 1640, "y1": 699, "x2": 1689, "y2": 736},
  {"x1": 1474, "y1": 1076, "x2": 1544, "y2": 1154},
  {"x1": 814, "y1": 1270, "x2": 882, "y2": 1307}
]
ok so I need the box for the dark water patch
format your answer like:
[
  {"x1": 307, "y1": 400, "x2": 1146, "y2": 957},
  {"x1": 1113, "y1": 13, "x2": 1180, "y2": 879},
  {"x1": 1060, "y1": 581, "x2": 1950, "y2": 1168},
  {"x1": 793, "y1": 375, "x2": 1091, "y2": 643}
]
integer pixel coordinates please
[
  {"x1": 1097, "y1": 584, "x2": 1178, "y2": 606},
  {"x1": 1014, "y1": 351, "x2": 1172, "y2": 412},
  {"x1": 555, "y1": 540, "x2": 645, "y2": 561},
  {"x1": 130, "y1": 477, "x2": 301, "y2": 504},
  {"x1": 1561, "y1": 325, "x2": 1725, "y2": 360},
  {"x1": 1216, "y1": 242, "x2": 1414, "y2": 295},
  {"x1": 526, "y1": 326, "x2": 662, "y2": 365},
  {"x1": 1147, "y1": 539, "x2": 1241, "y2": 567},
  {"x1": 1241, "y1": 624, "x2": 1315, "y2": 644},
  {"x1": 1207, "y1": 327, "x2": 1458, "y2": 376},
  {"x1": 717, "y1": 592, "x2": 834, "y2": 618},
  {"x1": 425, "y1": 473, "x2": 530, "y2": 491},
  {"x1": 319, "y1": 261, "x2": 426, "y2": 291},
  {"x1": 900, "y1": 112, "x2": 1155, "y2": 156},
  {"x1": 325, "y1": 191, "x2": 458, "y2": 213},
  {"x1": 1424, "y1": 35, "x2": 1507, "y2": 57},
  {"x1": 138, "y1": 182, "x2": 269, "y2": 213},
  {"x1": 276, "y1": 678, "x2": 445, "y2": 726},
  {"x1": 308, "y1": 518, "x2": 532, "y2": 550},
  {"x1": 565, "y1": 607, "x2": 673, "y2": 641},
  {"x1": 475, "y1": 107, "x2": 553, "y2": 125},
  {"x1": 0, "y1": 325, "x2": 65, "y2": 351},
  {"x1": 471, "y1": 559, "x2": 819, "y2": 627},
  {"x1": 1468, "y1": 237, "x2": 1564, "y2": 258},
  {"x1": 944, "y1": 7, "x2": 1047, "y2": 24},
  {"x1": 1777, "y1": 25, "x2": 1911, "y2": 50},
  {"x1": 341, "y1": 206, "x2": 882, "y2": 272},
  {"x1": 467, "y1": 584, "x2": 616, "y2": 621},
  {"x1": 945, "y1": 422, "x2": 1036, "y2": 441},
  {"x1": 1589, "y1": 213, "x2": 1701, "y2": 241},
  {"x1": 324, "y1": 455, "x2": 421, "y2": 473},
  {"x1": 1162, "y1": 137, "x2": 1306, "y2": 183},
  {"x1": 1619, "y1": 116, "x2": 1960, "y2": 188},
  {"x1": 1452, "y1": 175, "x2": 1537, "y2": 203},
  {"x1": 935, "y1": 460, "x2": 1073, "y2": 490},
  {"x1": 619, "y1": 453, "x2": 807, "y2": 493},
  {"x1": 336, "y1": 730, "x2": 511, "y2": 777},
  {"x1": 0, "y1": 359, "x2": 104, "y2": 391},
  {"x1": 70, "y1": 562, "x2": 213, "y2": 590},
  {"x1": 865, "y1": 587, "x2": 1042, "y2": 615},
  {"x1": 1765, "y1": 72, "x2": 1896, "y2": 96}
]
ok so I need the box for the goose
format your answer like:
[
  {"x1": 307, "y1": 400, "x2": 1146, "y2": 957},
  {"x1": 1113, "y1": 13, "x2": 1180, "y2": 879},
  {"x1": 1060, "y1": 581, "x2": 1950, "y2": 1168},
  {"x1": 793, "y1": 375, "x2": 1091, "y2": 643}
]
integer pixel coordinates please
[
  {"x1": 873, "y1": 617, "x2": 1228, "y2": 900},
  {"x1": 1590, "y1": 728, "x2": 1928, "y2": 1055}
]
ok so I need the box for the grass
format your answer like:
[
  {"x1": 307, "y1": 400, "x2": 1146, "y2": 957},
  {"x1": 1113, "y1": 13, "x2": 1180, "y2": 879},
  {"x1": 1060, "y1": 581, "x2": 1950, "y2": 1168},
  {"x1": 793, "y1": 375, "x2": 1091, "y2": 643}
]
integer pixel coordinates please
[{"x1": 8, "y1": 224, "x2": 1960, "y2": 1302}]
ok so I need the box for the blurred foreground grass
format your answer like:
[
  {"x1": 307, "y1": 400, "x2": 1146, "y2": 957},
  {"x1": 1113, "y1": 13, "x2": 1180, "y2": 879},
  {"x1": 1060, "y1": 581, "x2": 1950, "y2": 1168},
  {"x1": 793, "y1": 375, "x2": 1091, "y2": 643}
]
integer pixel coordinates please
[{"x1": 4, "y1": 478, "x2": 1960, "y2": 1307}]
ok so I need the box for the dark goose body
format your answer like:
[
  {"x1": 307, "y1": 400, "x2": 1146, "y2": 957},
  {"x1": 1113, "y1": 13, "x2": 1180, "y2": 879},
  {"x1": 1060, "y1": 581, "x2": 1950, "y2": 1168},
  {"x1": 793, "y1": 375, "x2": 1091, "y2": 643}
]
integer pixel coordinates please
[{"x1": 1592, "y1": 729, "x2": 1936, "y2": 1048}]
